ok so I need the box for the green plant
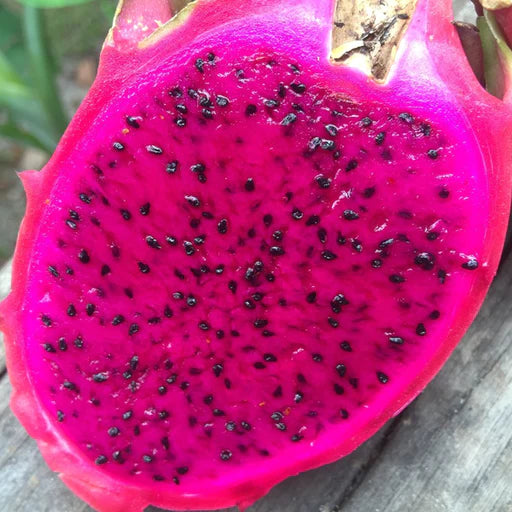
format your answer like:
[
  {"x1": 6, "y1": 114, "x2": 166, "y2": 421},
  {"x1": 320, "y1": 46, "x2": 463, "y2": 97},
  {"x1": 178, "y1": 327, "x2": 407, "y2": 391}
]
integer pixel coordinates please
[{"x1": 0, "y1": 0, "x2": 114, "y2": 154}]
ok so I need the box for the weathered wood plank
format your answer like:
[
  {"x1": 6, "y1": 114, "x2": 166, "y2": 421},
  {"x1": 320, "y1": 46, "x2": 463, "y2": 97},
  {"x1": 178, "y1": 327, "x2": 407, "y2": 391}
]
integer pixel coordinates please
[
  {"x1": 337, "y1": 256, "x2": 512, "y2": 512},
  {"x1": 1, "y1": 253, "x2": 511, "y2": 512}
]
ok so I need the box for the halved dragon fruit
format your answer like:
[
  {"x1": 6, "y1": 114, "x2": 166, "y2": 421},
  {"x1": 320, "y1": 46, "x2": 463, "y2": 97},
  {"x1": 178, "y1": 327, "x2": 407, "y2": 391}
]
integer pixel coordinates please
[{"x1": 1, "y1": 0, "x2": 511, "y2": 511}]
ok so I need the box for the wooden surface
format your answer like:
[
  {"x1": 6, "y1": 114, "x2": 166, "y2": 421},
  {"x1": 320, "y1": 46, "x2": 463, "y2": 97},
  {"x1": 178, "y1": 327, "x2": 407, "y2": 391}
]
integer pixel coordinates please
[{"x1": 0, "y1": 252, "x2": 511, "y2": 512}]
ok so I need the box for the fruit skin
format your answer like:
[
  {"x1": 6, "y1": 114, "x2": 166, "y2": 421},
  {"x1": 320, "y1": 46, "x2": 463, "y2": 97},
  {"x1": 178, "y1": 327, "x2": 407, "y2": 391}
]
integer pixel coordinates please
[{"x1": 1, "y1": 0, "x2": 511, "y2": 511}]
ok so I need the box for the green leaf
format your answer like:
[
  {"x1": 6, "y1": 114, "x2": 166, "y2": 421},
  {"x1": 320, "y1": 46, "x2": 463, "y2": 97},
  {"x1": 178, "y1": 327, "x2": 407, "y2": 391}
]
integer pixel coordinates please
[
  {"x1": 16, "y1": 0, "x2": 94, "y2": 7},
  {"x1": 0, "y1": 120, "x2": 51, "y2": 152},
  {"x1": 23, "y1": 6, "x2": 68, "y2": 136},
  {"x1": 478, "y1": 11, "x2": 512, "y2": 99}
]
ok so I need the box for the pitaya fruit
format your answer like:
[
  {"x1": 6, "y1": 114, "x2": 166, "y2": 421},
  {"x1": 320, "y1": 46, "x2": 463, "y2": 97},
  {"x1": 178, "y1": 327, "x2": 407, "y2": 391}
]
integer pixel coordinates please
[{"x1": 1, "y1": 0, "x2": 511, "y2": 511}]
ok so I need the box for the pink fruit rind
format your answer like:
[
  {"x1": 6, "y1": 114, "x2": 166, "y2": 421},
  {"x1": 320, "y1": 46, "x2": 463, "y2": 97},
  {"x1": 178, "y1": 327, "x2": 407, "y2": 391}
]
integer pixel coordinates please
[{"x1": 0, "y1": 1, "x2": 511, "y2": 511}]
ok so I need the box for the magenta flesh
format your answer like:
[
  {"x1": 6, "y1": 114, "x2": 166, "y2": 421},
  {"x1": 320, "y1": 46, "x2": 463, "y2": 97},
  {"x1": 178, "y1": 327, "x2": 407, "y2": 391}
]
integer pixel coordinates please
[{"x1": 24, "y1": 47, "x2": 486, "y2": 490}]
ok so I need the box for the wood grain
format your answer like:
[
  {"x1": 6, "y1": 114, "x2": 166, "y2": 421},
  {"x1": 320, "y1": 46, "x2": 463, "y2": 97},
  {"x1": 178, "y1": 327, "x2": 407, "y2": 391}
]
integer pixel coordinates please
[{"x1": 0, "y1": 252, "x2": 511, "y2": 512}]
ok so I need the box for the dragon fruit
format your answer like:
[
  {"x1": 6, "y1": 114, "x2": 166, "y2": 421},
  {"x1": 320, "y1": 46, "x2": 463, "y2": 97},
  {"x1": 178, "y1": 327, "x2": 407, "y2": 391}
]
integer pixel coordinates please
[{"x1": 1, "y1": 0, "x2": 511, "y2": 510}]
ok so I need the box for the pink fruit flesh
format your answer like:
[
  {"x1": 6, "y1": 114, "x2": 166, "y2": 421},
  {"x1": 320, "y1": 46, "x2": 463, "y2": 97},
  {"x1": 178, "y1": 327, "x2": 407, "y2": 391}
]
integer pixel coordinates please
[
  {"x1": 23, "y1": 46, "x2": 485, "y2": 487},
  {"x1": 2, "y1": 0, "x2": 512, "y2": 510}
]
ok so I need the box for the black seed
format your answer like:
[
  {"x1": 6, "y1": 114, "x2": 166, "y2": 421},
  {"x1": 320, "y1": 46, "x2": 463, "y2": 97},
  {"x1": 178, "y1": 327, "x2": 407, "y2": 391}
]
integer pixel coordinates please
[
  {"x1": 375, "y1": 132, "x2": 386, "y2": 145},
  {"x1": 416, "y1": 323, "x2": 427, "y2": 336},
  {"x1": 415, "y1": 252, "x2": 435, "y2": 270},
  {"x1": 146, "y1": 144, "x2": 163, "y2": 155},
  {"x1": 290, "y1": 83, "x2": 306, "y2": 94},
  {"x1": 462, "y1": 258, "x2": 479, "y2": 270},
  {"x1": 41, "y1": 314, "x2": 52, "y2": 327},
  {"x1": 129, "y1": 323, "x2": 139, "y2": 336},
  {"x1": 275, "y1": 422, "x2": 287, "y2": 431},
  {"x1": 66, "y1": 304, "x2": 77, "y2": 317},
  {"x1": 138, "y1": 262, "x2": 150, "y2": 274},
  {"x1": 427, "y1": 149, "x2": 439, "y2": 159},
  {"x1": 352, "y1": 240, "x2": 363, "y2": 252},
  {"x1": 363, "y1": 186, "x2": 376, "y2": 198},
  {"x1": 333, "y1": 383, "x2": 345, "y2": 395},
  {"x1": 202, "y1": 108, "x2": 214, "y2": 119},
  {"x1": 389, "y1": 274, "x2": 405, "y2": 283},
  {"x1": 198, "y1": 321, "x2": 210, "y2": 331},
  {"x1": 245, "y1": 178, "x2": 255, "y2": 192},
  {"x1": 244, "y1": 299, "x2": 256, "y2": 310},
  {"x1": 99, "y1": 264, "x2": 111, "y2": 277},
  {"x1": 271, "y1": 230, "x2": 283, "y2": 242},
  {"x1": 86, "y1": 303, "x2": 95, "y2": 316},
  {"x1": 119, "y1": 208, "x2": 131, "y2": 221},
  {"x1": 343, "y1": 210, "x2": 359, "y2": 221},
  {"x1": 361, "y1": 116, "x2": 373, "y2": 127},
  {"x1": 126, "y1": 116, "x2": 140, "y2": 128},
  {"x1": 78, "y1": 249, "x2": 90, "y2": 263},
  {"x1": 66, "y1": 219, "x2": 77, "y2": 230},
  {"x1": 245, "y1": 104, "x2": 257, "y2": 116},
  {"x1": 185, "y1": 195, "x2": 201, "y2": 208},
  {"x1": 165, "y1": 160, "x2": 179, "y2": 175},
  {"x1": 48, "y1": 265, "x2": 60, "y2": 278},
  {"x1": 170, "y1": 87, "x2": 183, "y2": 97},
  {"x1": 340, "y1": 409, "x2": 349, "y2": 419},
  {"x1": 213, "y1": 408, "x2": 225, "y2": 417},
  {"x1": 322, "y1": 250, "x2": 337, "y2": 261},
  {"x1": 281, "y1": 113, "x2": 297, "y2": 126},
  {"x1": 340, "y1": 341, "x2": 353, "y2": 353},
  {"x1": 174, "y1": 116, "x2": 187, "y2": 127},
  {"x1": 176, "y1": 466, "x2": 189, "y2": 475},
  {"x1": 308, "y1": 136, "x2": 321, "y2": 151},
  {"x1": 158, "y1": 386, "x2": 167, "y2": 395},
  {"x1": 258, "y1": 214, "x2": 273, "y2": 229},
  {"x1": 144, "y1": 235, "x2": 161, "y2": 250},
  {"x1": 377, "y1": 371, "x2": 389, "y2": 384},
  {"x1": 183, "y1": 241, "x2": 195, "y2": 256},
  {"x1": 325, "y1": 124, "x2": 338, "y2": 136},
  {"x1": 93, "y1": 372, "x2": 108, "y2": 383},
  {"x1": 95, "y1": 455, "x2": 108, "y2": 465},
  {"x1": 305, "y1": 215, "x2": 320, "y2": 227},
  {"x1": 107, "y1": 426, "x2": 120, "y2": 437},
  {"x1": 321, "y1": 139, "x2": 335, "y2": 150},
  {"x1": 439, "y1": 187, "x2": 450, "y2": 199},
  {"x1": 294, "y1": 391, "x2": 304, "y2": 403},
  {"x1": 265, "y1": 99, "x2": 280, "y2": 108},
  {"x1": 399, "y1": 112, "x2": 414, "y2": 124},
  {"x1": 315, "y1": 175, "x2": 331, "y2": 189},
  {"x1": 291, "y1": 208, "x2": 303, "y2": 220},
  {"x1": 228, "y1": 280, "x2": 238, "y2": 294},
  {"x1": 195, "y1": 58, "x2": 205, "y2": 72},
  {"x1": 427, "y1": 231, "x2": 440, "y2": 241},
  {"x1": 269, "y1": 246, "x2": 285, "y2": 256},
  {"x1": 63, "y1": 381, "x2": 76, "y2": 390},
  {"x1": 346, "y1": 159, "x2": 358, "y2": 172},
  {"x1": 113, "y1": 141, "x2": 124, "y2": 151},
  {"x1": 306, "y1": 291, "x2": 317, "y2": 303},
  {"x1": 317, "y1": 227, "x2": 327, "y2": 244},
  {"x1": 371, "y1": 258, "x2": 383, "y2": 268},
  {"x1": 79, "y1": 192, "x2": 91, "y2": 204},
  {"x1": 336, "y1": 363, "x2": 346, "y2": 377},
  {"x1": 57, "y1": 338, "x2": 67, "y2": 351},
  {"x1": 139, "y1": 202, "x2": 151, "y2": 216},
  {"x1": 254, "y1": 319, "x2": 268, "y2": 329},
  {"x1": 165, "y1": 235, "x2": 178, "y2": 246},
  {"x1": 328, "y1": 317, "x2": 339, "y2": 328},
  {"x1": 216, "y1": 95, "x2": 230, "y2": 107},
  {"x1": 43, "y1": 343, "x2": 56, "y2": 353},
  {"x1": 264, "y1": 353, "x2": 277, "y2": 362},
  {"x1": 217, "y1": 218, "x2": 228, "y2": 234},
  {"x1": 389, "y1": 336, "x2": 405, "y2": 345},
  {"x1": 220, "y1": 450, "x2": 232, "y2": 461},
  {"x1": 262, "y1": 330, "x2": 275, "y2": 337}
]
